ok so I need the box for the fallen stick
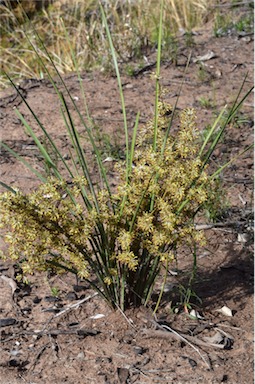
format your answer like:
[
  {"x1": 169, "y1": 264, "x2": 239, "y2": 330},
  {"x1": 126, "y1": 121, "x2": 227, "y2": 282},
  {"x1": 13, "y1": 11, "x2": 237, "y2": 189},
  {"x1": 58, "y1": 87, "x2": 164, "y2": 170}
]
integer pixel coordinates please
[
  {"x1": 194, "y1": 221, "x2": 249, "y2": 230},
  {"x1": 53, "y1": 292, "x2": 98, "y2": 318}
]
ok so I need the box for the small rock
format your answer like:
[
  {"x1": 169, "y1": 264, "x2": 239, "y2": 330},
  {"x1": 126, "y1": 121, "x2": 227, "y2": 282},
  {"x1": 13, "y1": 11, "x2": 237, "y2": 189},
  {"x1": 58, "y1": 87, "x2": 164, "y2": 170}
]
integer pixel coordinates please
[
  {"x1": 96, "y1": 356, "x2": 112, "y2": 363},
  {"x1": 124, "y1": 83, "x2": 133, "y2": 89},
  {"x1": 44, "y1": 296, "x2": 60, "y2": 302},
  {"x1": 21, "y1": 307, "x2": 31, "y2": 315},
  {"x1": 181, "y1": 355, "x2": 197, "y2": 369},
  {"x1": 117, "y1": 367, "x2": 129, "y2": 383},
  {"x1": 237, "y1": 233, "x2": 250, "y2": 243},
  {"x1": 188, "y1": 358, "x2": 197, "y2": 369},
  {"x1": 77, "y1": 329, "x2": 99, "y2": 337},
  {"x1": 77, "y1": 352, "x2": 85, "y2": 360},
  {"x1": 9, "y1": 359, "x2": 19, "y2": 367},
  {"x1": 133, "y1": 346, "x2": 146, "y2": 355},
  {"x1": 65, "y1": 291, "x2": 78, "y2": 301},
  {"x1": 73, "y1": 284, "x2": 87, "y2": 292},
  {"x1": 33, "y1": 296, "x2": 41, "y2": 304},
  {"x1": 0, "y1": 318, "x2": 17, "y2": 327},
  {"x1": 10, "y1": 349, "x2": 21, "y2": 356}
]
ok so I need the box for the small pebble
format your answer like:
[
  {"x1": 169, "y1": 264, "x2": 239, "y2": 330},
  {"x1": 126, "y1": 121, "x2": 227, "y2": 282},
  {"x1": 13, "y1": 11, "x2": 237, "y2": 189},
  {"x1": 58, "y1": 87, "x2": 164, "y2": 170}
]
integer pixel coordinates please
[
  {"x1": 133, "y1": 346, "x2": 146, "y2": 355},
  {"x1": 33, "y1": 296, "x2": 41, "y2": 304},
  {"x1": 21, "y1": 307, "x2": 31, "y2": 315},
  {"x1": 44, "y1": 296, "x2": 60, "y2": 302},
  {"x1": 188, "y1": 358, "x2": 197, "y2": 368},
  {"x1": 117, "y1": 367, "x2": 129, "y2": 382},
  {"x1": 77, "y1": 352, "x2": 85, "y2": 360},
  {"x1": 65, "y1": 292, "x2": 78, "y2": 301},
  {"x1": 73, "y1": 285, "x2": 86, "y2": 292},
  {"x1": 0, "y1": 318, "x2": 17, "y2": 327},
  {"x1": 9, "y1": 359, "x2": 19, "y2": 367}
]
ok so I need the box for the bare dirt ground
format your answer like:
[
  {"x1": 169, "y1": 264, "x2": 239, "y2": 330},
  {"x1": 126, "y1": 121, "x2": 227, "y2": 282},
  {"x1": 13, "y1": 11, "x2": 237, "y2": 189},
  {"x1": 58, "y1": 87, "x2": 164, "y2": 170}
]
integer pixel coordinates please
[{"x1": 0, "y1": 21, "x2": 254, "y2": 384}]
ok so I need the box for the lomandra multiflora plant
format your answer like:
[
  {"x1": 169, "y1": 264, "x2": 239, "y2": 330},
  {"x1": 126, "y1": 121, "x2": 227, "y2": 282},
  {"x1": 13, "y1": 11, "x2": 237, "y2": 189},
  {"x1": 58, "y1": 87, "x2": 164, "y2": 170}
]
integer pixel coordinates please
[
  {"x1": 0, "y1": 2, "x2": 253, "y2": 310},
  {"x1": 0, "y1": 105, "x2": 216, "y2": 309}
]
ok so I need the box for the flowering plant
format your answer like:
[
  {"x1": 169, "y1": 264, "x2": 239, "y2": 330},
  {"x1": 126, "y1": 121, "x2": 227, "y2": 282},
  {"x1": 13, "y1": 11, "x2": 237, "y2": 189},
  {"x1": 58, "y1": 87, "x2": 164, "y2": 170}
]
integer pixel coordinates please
[{"x1": 0, "y1": 2, "x2": 253, "y2": 311}]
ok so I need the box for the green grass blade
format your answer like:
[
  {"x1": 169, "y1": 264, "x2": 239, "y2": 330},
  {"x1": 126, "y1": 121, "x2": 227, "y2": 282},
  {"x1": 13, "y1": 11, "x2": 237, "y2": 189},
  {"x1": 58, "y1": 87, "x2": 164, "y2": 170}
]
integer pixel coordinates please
[
  {"x1": 99, "y1": 2, "x2": 129, "y2": 179},
  {"x1": 15, "y1": 109, "x2": 60, "y2": 177},
  {"x1": 60, "y1": 93, "x2": 99, "y2": 210},
  {"x1": 15, "y1": 26, "x2": 112, "y2": 200},
  {"x1": 4, "y1": 72, "x2": 75, "y2": 180},
  {"x1": 1, "y1": 142, "x2": 46, "y2": 183},
  {"x1": 199, "y1": 106, "x2": 227, "y2": 157},
  {"x1": 0, "y1": 181, "x2": 17, "y2": 194},
  {"x1": 153, "y1": 0, "x2": 164, "y2": 152},
  {"x1": 161, "y1": 51, "x2": 192, "y2": 155},
  {"x1": 153, "y1": 257, "x2": 169, "y2": 314},
  {"x1": 177, "y1": 142, "x2": 254, "y2": 216},
  {"x1": 150, "y1": 0, "x2": 163, "y2": 212},
  {"x1": 60, "y1": 17, "x2": 92, "y2": 125},
  {"x1": 210, "y1": 143, "x2": 254, "y2": 179},
  {"x1": 201, "y1": 80, "x2": 254, "y2": 167},
  {"x1": 128, "y1": 112, "x2": 140, "y2": 175}
]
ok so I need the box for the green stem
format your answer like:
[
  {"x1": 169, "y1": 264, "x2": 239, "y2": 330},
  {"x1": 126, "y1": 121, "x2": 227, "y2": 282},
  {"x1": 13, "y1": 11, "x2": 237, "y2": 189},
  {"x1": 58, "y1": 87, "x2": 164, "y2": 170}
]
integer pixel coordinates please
[{"x1": 153, "y1": 257, "x2": 169, "y2": 314}]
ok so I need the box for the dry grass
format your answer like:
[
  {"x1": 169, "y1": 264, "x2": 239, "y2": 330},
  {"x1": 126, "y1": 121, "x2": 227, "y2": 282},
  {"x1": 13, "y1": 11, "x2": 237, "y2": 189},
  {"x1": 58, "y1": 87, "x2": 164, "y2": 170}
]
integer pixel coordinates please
[{"x1": 0, "y1": 0, "x2": 212, "y2": 88}]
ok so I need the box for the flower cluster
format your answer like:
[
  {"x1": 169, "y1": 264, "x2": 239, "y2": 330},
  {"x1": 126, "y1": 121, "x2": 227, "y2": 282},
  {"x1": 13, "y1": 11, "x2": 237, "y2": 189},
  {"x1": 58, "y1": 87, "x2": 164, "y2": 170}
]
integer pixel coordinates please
[
  {"x1": 0, "y1": 177, "x2": 93, "y2": 280},
  {"x1": 110, "y1": 108, "x2": 212, "y2": 266}
]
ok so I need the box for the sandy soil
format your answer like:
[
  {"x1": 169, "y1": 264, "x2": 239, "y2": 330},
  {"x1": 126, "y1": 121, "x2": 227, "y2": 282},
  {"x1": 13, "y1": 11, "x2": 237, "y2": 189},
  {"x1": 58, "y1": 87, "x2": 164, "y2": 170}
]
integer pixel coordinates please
[{"x1": 0, "y1": 20, "x2": 254, "y2": 384}]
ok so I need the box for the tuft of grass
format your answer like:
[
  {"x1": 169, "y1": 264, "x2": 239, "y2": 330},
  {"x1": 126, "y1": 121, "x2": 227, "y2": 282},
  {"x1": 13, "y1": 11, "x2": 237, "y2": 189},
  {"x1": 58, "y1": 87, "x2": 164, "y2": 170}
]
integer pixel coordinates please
[
  {"x1": 196, "y1": 64, "x2": 211, "y2": 83},
  {"x1": 50, "y1": 286, "x2": 60, "y2": 297},
  {"x1": 198, "y1": 96, "x2": 215, "y2": 109},
  {"x1": 172, "y1": 284, "x2": 202, "y2": 313}
]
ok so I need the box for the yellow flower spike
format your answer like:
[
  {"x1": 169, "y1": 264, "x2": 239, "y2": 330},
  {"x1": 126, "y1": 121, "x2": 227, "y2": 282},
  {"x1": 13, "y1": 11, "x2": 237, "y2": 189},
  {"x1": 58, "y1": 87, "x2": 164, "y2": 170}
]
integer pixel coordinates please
[
  {"x1": 118, "y1": 230, "x2": 133, "y2": 251},
  {"x1": 137, "y1": 212, "x2": 154, "y2": 233},
  {"x1": 104, "y1": 276, "x2": 112, "y2": 286},
  {"x1": 108, "y1": 268, "x2": 118, "y2": 277},
  {"x1": 117, "y1": 251, "x2": 138, "y2": 271}
]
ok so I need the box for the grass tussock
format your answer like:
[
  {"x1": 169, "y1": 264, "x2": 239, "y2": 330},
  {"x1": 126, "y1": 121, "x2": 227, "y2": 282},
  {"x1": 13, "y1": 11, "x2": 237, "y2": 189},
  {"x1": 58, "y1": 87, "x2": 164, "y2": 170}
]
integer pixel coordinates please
[{"x1": 0, "y1": 0, "x2": 212, "y2": 89}]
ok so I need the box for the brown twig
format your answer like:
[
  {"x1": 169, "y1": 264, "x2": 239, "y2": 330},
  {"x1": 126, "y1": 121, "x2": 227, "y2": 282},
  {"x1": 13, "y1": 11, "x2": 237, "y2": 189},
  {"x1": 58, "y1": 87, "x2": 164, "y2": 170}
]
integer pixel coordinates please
[
  {"x1": 143, "y1": 321, "x2": 212, "y2": 369},
  {"x1": 27, "y1": 343, "x2": 50, "y2": 372},
  {"x1": 194, "y1": 221, "x2": 249, "y2": 230},
  {"x1": 53, "y1": 292, "x2": 98, "y2": 318}
]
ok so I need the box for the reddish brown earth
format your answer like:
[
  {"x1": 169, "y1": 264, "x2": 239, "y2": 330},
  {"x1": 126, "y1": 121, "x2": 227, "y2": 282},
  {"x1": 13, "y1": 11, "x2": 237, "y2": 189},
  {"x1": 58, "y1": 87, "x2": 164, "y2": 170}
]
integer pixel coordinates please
[{"x1": 0, "y1": 22, "x2": 254, "y2": 384}]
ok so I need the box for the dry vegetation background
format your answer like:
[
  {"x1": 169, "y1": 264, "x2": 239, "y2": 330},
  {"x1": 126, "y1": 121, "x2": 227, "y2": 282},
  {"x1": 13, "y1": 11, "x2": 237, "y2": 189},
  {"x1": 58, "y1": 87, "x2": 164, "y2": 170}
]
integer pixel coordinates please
[{"x1": 1, "y1": 0, "x2": 253, "y2": 89}]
